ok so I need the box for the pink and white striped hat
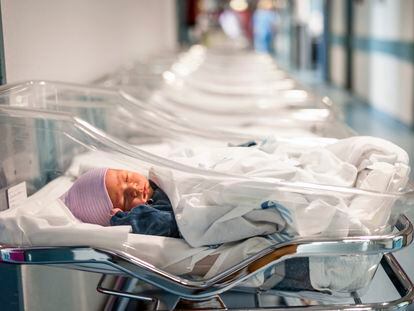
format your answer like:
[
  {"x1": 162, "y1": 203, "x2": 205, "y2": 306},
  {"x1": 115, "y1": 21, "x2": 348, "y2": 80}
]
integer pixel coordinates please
[{"x1": 62, "y1": 168, "x2": 113, "y2": 226}]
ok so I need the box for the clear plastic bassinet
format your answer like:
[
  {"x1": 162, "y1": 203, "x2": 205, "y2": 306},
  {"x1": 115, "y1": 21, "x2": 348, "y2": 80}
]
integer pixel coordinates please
[
  {"x1": 95, "y1": 46, "x2": 345, "y2": 132},
  {"x1": 0, "y1": 80, "x2": 354, "y2": 151},
  {"x1": 0, "y1": 102, "x2": 413, "y2": 309},
  {"x1": 158, "y1": 45, "x2": 306, "y2": 98}
]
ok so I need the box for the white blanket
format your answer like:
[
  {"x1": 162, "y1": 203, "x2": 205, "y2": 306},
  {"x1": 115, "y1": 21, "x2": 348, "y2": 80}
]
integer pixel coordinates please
[
  {"x1": 0, "y1": 136, "x2": 409, "y2": 294},
  {"x1": 149, "y1": 136, "x2": 410, "y2": 247}
]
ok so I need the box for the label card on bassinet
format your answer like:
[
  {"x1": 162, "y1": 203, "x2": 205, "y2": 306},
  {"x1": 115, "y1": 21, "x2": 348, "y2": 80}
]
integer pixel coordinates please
[{"x1": 6, "y1": 181, "x2": 28, "y2": 209}]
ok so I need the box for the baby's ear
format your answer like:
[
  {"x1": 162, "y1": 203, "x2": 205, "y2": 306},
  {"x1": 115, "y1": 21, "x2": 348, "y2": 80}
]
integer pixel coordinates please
[{"x1": 110, "y1": 208, "x2": 123, "y2": 216}]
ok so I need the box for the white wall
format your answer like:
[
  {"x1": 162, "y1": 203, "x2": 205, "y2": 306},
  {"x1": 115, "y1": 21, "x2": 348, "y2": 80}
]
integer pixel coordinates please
[
  {"x1": 354, "y1": 0, "x2": 414, "y2": 41},
  {"x1": 352, "y1": 0, "x2": 414, "y2": 125},
  {"x1": 1, "y1": 0, "x2": 177, "y2": 83},
  {"x1": 330, "y1": 46, "x2": 346, "y2": 87},
  {"x1": 353, "y1": 50, "x2": 414, "y2": 125},
  {"x1": 329, "y1": 0, "x2": 346, "y2": 87},
  {"x1": 330, "y1": 0, "x2": 345, "y2": 35}
]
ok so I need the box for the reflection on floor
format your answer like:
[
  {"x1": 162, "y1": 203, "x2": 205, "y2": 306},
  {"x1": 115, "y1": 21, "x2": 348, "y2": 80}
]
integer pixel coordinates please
[{"x1": 296, "y1": 71, "x2": 414, "y2": 307}]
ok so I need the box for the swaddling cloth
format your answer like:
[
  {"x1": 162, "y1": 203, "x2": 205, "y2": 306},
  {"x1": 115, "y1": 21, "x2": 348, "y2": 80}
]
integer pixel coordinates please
[{"x1": 150, "y1": 136, "x2": 410, "y2": 247}]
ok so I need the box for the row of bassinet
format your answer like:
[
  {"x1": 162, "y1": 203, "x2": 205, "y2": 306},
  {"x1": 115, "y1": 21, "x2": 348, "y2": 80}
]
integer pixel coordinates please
[
  {"x1": 0, "y1": 45, "x2": 413, "y2": 310},
  {"x1": 96, "y1": 44, "x2": 414, "y2": 310}
]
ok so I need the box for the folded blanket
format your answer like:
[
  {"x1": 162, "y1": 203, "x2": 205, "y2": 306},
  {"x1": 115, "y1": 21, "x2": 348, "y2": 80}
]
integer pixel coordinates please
[{"x1": 150, "y1": 136, "x2": 410, "y2": 247}]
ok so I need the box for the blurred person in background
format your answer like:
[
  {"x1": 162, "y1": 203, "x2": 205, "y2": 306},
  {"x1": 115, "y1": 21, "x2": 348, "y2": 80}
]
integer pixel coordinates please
[
  {"x1": 219, "y1": 5, "x2": 244, "y2": 40},
  {"x1": 218, "y1": 0, "x2": 253, "y2": 48},
  {"x1": 253, "y1": 0, "x2": 277, "y2": 53}
]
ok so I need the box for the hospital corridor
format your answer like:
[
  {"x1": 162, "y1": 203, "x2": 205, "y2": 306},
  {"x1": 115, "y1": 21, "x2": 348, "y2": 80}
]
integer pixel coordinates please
[{"x1": 0, "y1": 1, "x2": 414, "y2": 310}]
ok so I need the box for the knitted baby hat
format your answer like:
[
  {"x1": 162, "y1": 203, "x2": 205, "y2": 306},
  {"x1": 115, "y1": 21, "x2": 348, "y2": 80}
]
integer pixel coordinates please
[{"x1": 62, "y1": 168, "x2": 113, "y2": 226}]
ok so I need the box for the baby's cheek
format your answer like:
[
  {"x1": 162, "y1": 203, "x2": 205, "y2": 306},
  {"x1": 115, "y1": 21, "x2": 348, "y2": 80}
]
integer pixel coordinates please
[{"x1": 108, "y1": 194, "x2": 122, "y2": 210}]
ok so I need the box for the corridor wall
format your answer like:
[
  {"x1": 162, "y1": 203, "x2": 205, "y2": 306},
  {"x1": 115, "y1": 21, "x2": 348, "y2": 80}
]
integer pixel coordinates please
[
  {"x1": 329, "y1": 0, "x2": 347, "y2": 88},
  {"x1": 329, "y1": 0, "x2": 414, "y2": 126},
  {"x1": 0, "y1": 0, "x2": 177, "y2": 83},
  {"x1": 352, "y1": 0, "x2": 414, "y2": 125}
]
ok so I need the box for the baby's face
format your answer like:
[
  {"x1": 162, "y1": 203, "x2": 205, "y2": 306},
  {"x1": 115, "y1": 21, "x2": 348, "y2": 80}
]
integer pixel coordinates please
[{"x1": 105, "y1": 169, "x2": 154, "y2": 212}]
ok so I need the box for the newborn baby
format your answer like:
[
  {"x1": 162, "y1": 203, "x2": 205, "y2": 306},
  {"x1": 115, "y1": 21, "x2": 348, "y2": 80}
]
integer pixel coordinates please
[{"x1": 61, "y1": 168, "x2": 180, "y2": 238}]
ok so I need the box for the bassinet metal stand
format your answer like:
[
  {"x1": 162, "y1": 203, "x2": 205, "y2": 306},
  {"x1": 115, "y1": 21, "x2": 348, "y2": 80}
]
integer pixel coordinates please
[{"x1": 1, "y1": 215, "x2": 413, "y2": 310}]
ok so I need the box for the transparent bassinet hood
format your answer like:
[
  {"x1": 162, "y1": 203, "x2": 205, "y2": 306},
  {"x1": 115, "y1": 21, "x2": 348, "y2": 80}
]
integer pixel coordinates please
[
  {"x1": 1, "y1": 105, "x2": 414, "y2": 301},
  {"x1": 0, "y1": 82, "x2": 412, "y2": 239},
  {"x1": 0, "y1": 81, "x2": 354, "y2": 149},
  {"x1": 95, "y1": 44, "x2": 341, "y2": 118},
  {"x1": 0, "y1": 104, "x2": 412, "y2": 237}
]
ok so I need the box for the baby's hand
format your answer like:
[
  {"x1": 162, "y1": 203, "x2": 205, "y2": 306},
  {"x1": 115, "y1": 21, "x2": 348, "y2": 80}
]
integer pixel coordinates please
[{"x1": 110, "y1": 208, "x2": 123, "y2": 216}]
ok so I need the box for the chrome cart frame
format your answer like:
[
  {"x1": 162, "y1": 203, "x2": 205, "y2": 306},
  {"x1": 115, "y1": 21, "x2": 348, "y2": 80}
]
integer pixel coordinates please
[{"x1": 1, "y1": 215, "x2": 413, "y2": 310}]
